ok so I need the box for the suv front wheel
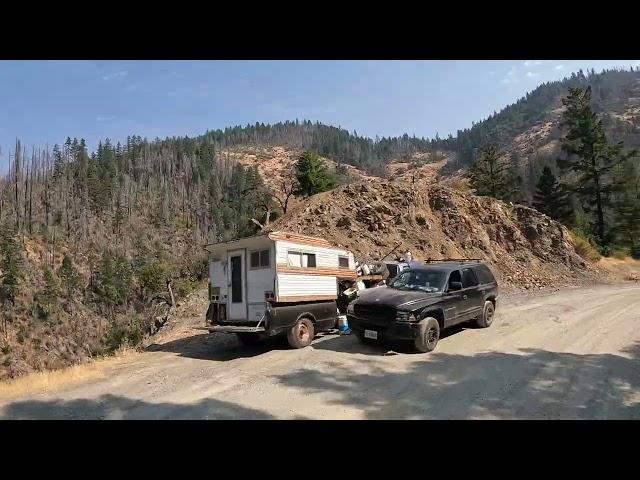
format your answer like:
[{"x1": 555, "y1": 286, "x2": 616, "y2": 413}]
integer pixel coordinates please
[{"x1": 414, "y1": 317, "x2": 440, "y2": 353}]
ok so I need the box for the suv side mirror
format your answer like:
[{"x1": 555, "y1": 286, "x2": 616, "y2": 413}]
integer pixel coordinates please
[{"x1": 449, "y1": 281, "x2": 463, "y2": 291}]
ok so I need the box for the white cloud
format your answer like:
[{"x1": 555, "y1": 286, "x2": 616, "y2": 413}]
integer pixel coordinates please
[
  {"x1": 489, "y1": 70, "x2": 496, "y2": 75},
  {"x1": 507, "y1": 68, "x2": 515, "y2": 76},
  {"x1": 555, "y1": 64, "x2": 565, "y2": 70},
  {"x1": 124, "y1": 83, "x2": 142, "y2": 92},
  {"x1": 524, "y1": 60, "x2": 544, "y2": 67},
  {"x1": 102, "y1": 70, "x2": 128, "y2": 81},
  {"x1": 96, "y1": 115, "x2": 116, "y2": 122},
  {"x1": 526, "y1": 71, "x2": 540, "y2": 78}
]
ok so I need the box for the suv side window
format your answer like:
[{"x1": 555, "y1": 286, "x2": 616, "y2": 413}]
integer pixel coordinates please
[
  {"x1": 474, "y1": 264, "x2": 496, "y2": 285},
  {"x1": 461, "y1": 268, "x2": 479, "y2": 288},
  {"x1": 448, "y1": 270, "x2": 461, "y2": 290}
]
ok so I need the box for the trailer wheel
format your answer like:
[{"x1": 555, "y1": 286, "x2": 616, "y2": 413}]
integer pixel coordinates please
[
  {"x1": 236, "y1": 332, "x2": 260, "y2": 346},
  {"x1": 287, "y1": 317, "x2": 315, "y2": 349}
]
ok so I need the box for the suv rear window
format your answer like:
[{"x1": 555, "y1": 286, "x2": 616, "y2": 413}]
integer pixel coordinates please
[
  {"x1": 474, "y1": 264, "x2": 496, "y2": 284},
  {"x1": 461, "y1": 268, "x2": 479, "y2": 288}
]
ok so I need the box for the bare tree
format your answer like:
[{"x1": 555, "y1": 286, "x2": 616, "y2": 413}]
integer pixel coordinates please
[{"x1": 273, "y1": 167, "x2": 298, "y2": 214}]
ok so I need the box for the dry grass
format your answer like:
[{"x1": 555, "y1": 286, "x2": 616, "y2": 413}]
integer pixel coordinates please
[
  {"x1": 570, "y1": 231, "x2": 602, "y2": 263},
  {"x1": 441, "y1": 177, "x2": 473, "y2": 194},
  {"x1": 0, "y1": 346, "x2": 136, "y2": 400},
  {"x1": 598, "y1": 256, "x2": 640, "y2": 282}
]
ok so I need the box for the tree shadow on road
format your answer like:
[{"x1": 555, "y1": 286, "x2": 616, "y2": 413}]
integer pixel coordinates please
[
  {"x1": 0, "y1": 394, "x2": 276, "y2": 420},
  {"x1": 277, "y1": 342, "x2": 640, "y2": 419},
  {"x1": 146, "y1": 332, "x2": 292, "y2": 361}
]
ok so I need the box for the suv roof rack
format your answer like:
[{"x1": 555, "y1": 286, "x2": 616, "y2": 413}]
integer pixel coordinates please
[{"x1": 424, "y1": 258, "x2": 482, "y2": 264}]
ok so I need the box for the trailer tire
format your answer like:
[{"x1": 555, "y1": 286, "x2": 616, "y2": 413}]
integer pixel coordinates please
[
  {"x1": 287, "y1": 317, "x2": 315, "y2": 349},
  {"x1": 236, "y1": 332, "x2": 261, "y2": 346}
]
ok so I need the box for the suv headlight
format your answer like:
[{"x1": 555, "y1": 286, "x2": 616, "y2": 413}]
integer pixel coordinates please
[
  {"x1": 347, "y1": 302, "x2": 355, "y2": 314},
  {"x1": 396, "y1": 311, "x2": 417, "y2": 322}
]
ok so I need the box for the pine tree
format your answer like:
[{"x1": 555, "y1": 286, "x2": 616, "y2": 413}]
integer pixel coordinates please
[
  {"x1": 95, "y1": 250, "x2": 132, "y2": 313},
  {"x1": 612, "y1": 160, "x2": 640, "y2": 257},
  {"x1": 532, "y1": 166, "x2": 571, "y2": 221},
  {"x1": 0, "y1": 224, "x2": 22, "y2": 305},
  {"x1": 57, "y1": 253, "x2": 78, "y2": 300},
  {"x1": 36, "y1": 266, "x2": 59, "y2": 319},
  {"x1": 469, "y1": 144, "x2": 518, "y2": 201},
  {"x1": 557, "y1": 86, "x2": 637, "y2": 248},
  {"x1": 295, "y1": 151, "x2": 338, "y2": 197}
]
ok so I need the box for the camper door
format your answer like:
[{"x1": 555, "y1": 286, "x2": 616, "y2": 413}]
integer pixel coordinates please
[{"x1": 227, "y1": 249, "x2": 248, "y2": 320}]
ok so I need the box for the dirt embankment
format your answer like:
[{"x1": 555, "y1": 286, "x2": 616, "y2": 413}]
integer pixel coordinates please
[{"x1": 271, "y1": 180, "x2": 601, "y2": 290}]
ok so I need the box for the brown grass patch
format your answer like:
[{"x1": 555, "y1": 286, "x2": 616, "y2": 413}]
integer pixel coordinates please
[
  {"x1": 0, "y1": 347, "x2": 136, "y2": 400},
  {"x1": 570, "y1": 231, "x2": 602, "y2": 263}
]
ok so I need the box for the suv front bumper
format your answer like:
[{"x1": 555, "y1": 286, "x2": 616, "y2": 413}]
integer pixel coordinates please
[{"x1": 347, "y1": 315, "x2": 420, "y2": 341}]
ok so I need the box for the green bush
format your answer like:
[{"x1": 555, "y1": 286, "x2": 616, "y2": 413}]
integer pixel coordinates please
[
  {"x1": 174, "y1": 278, "x2": 197, "y2": 298},
  {"x1": 137, "y1": 258, "x2": 168, "y2": 300},
  {"x1": 105, "y1": 316, "x2": 146, "y2": 353}
]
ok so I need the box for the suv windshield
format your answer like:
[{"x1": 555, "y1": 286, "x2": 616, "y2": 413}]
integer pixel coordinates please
[{"x1": 388, "y1": 269, "x2": 446, "y2": 293}]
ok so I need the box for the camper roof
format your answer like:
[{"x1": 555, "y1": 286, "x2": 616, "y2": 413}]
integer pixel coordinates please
[{"x1": 203, "y1": 231, "x2": 339, "y2": 253}]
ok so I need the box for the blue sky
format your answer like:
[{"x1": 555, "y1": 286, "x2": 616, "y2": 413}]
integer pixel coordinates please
[{"x1": 1, "y1": 60, "x2": 639, "y2": 169}]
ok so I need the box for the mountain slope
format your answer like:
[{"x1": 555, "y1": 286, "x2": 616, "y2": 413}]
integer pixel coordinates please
[{"x1": 270, "y1": 180, "x2": 600, "y2": 290}]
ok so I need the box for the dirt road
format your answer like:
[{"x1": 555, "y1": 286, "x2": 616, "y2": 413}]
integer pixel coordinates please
[{"x1": 1, "y1": 284, "x2": 639, "y2": 419}]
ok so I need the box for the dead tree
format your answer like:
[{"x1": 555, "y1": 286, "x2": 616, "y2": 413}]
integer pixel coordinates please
[{"x1": 273, "y1": 167, "x2": 298, "y2": 214}]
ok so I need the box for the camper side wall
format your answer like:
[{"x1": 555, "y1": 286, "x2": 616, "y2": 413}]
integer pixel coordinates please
[{"x1": 274, "y1": 240, "x2": 354, "y2": 302}]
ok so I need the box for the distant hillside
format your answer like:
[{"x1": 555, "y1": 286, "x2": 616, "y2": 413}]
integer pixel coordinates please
[
  {"x1": 433, "y1": 68, "x2": 640, "y2": 200},
  {"x1": 433, "y1": 68, "x2": 640, "y2": 165}
]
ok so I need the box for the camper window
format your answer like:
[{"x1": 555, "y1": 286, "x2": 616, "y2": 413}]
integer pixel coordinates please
[
  {"x1": 250, "y1": 249, "x2": 270, "y2": 269},
  {"x1": 287, "y1": 251, "x2": 317, "y2": 268},
  {"x1": 338, "y1": 256, "x2": 349, "y2": 268}
]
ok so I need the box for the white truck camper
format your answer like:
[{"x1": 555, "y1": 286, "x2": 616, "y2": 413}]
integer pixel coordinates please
[{"x1": 201, "y1": 231, "x2": 356, "y2": 348}]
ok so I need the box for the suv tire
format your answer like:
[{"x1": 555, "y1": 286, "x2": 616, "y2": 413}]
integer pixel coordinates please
[
  {"x1": 414, "y1": 317, "x2": 440, "y2": 353},
  {"x1": 476, "y1": 301, "x2": 495, "y2": 328}
]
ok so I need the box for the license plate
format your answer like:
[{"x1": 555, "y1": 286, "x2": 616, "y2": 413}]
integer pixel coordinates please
[{"x1": 364, "y1": 330, "x2": 378, "y2": 340}]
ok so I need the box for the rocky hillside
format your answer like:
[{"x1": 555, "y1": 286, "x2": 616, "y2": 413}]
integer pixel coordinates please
[{"x1": 270, "y1": 180, "x2": 600, "y2": 290}]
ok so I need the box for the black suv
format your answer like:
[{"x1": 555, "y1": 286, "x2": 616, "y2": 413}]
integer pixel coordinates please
[{"x1": 347, "y1": 260, "x2": 498, "y2": 352}]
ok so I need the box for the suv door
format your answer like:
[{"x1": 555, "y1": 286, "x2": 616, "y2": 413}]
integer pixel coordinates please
[
  {"x1": 460, "y1": 267, "x2": 483, "y2": 320},
  {"x1": 443, "y1": 269, "x2": 464, "y2": 326}
]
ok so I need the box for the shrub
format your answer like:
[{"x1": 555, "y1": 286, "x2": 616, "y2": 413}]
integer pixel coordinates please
[
  {"x1": 174, "y1": 278, "x2": 198, "y2": 298},
  {"x1": 570, "y1": 230, "x2": 602, "y2": 263},
  {"x1": 105, "y1": 315, "x2": 147, "y2": 353},
  {"x1": 610, "y1": 248, "x2": 630, "y2": 260}
]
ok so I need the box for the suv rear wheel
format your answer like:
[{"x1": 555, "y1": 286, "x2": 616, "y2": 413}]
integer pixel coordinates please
[
  {"x1": 476, "y1": 301, "x2": 495, "y2": 328},
  {"x1": 414, "y1": 317, "x2": 440, "y2": 353}
]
